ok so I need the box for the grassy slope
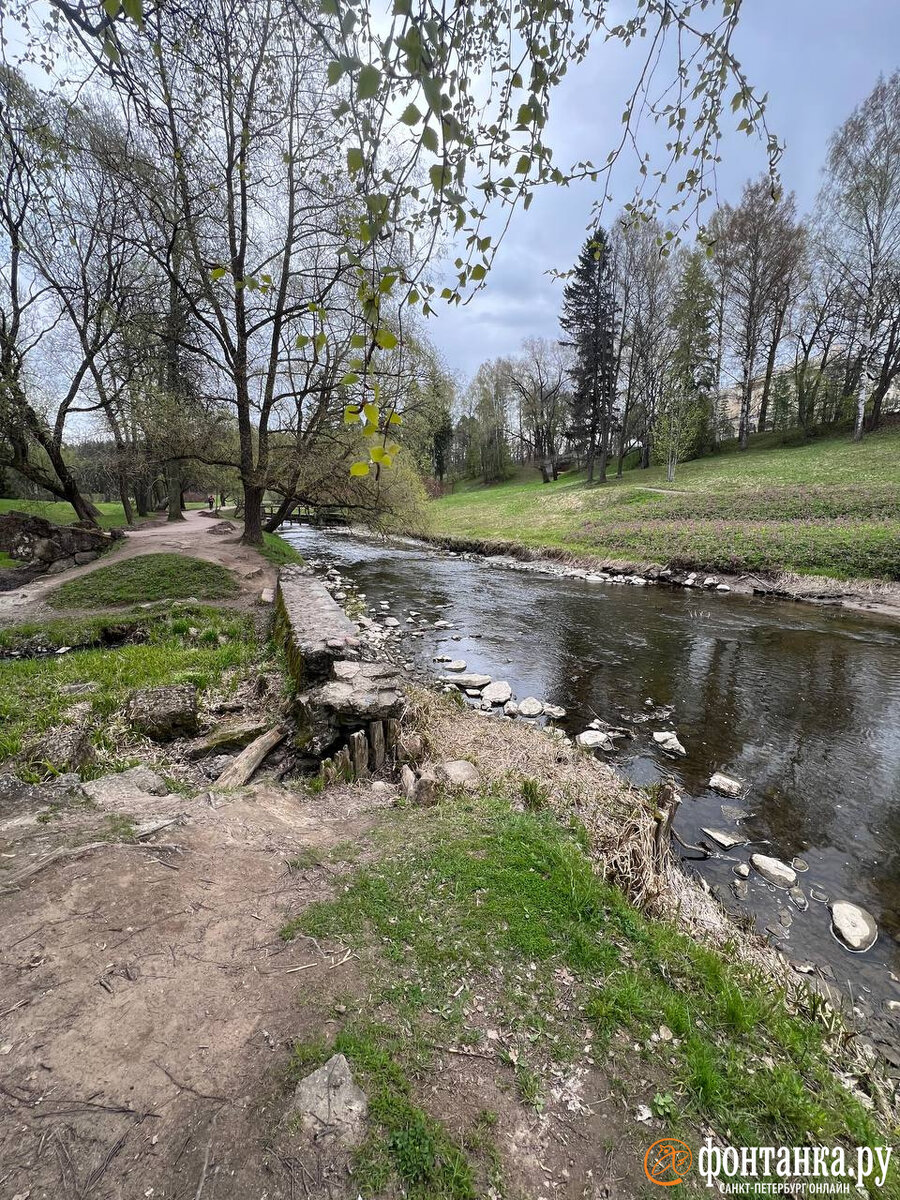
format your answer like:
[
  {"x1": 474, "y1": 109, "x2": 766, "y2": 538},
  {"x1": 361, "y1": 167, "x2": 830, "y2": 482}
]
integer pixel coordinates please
[
  {"x1": 427, "y1": 427, "x2": 900, "y2": 581},
  {"x1": 283, "y1": 795, "x2": 898, "y2": 1198},
  {"x1": 0, "y1": 498, "x2": 143, "y2": 530},
  {"x1": 47, "y1": 553, "x2": 239, "y2": 608}
]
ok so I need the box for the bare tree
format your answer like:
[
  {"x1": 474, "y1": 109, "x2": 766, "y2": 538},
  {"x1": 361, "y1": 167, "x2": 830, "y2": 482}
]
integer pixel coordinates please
[
  {"x1": 508, "y1": 338, "x2": 568, "y2": 484},
  {"x1": 820, "y1": 71, "x2": 900, "y2": 439}
]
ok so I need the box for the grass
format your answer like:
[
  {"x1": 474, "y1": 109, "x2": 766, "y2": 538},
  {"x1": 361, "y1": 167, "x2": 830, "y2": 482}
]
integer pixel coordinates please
[
  {"x1": 259, "y1": 531, "x2": 305, "y2": 567},
  {"x1": 427, "y1": 425, "x2": 900, "y2": 580},
  {"x1": 281, "y1": 794, "x2": 898, "y2": 1197},
  {"x1": 0, "y1": 551, "x2": 21, "y2": 568},
  {"x1": 0, "y1": 497, "x2": 142, "y2": 530},
  {"x1": 46, "y1": 553, "x2": 239, "y2": 608},
  {"x1": 0, "y1": 606, "x2": 263, "y2": 770}
]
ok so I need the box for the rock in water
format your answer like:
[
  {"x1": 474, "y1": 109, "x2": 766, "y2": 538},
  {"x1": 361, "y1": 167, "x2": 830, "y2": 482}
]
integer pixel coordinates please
[
  {"x1": 481, "y1": 680, "x2": 512, "y2": 705},
  {"x1": 652, "y1": 730, "x2": 686, "y2": 757},
  {"x1": 543, "y1": 703, "x2": 567, "y2": 720},
  {"x1": 440, "y1": 673, "x2": 491, "y2": 690},
  {"x1": 518, "y1": 697, "x2": 543, "y2": 717},
  {"x1": 701, "y1": 828, "x2": 747, "y2": 850},
  {"x1": 576, "y1": 730, "x2": 615, "y2": 752},
  {"x1": 444, "y1": 660, "x2": 467, "y2": 672},
  {"x1": 830, "y1": 901, "x2": 878, "y2": 952},
  {"x1": 709, "y1": 772, "x2": 743, "y2": 798},
  {"x1": 289, "y1": 1054, "x2": 368, "y2": 1145},
  {"x1": 750, "y1": 853, "x2": 797, "y2": 889}
]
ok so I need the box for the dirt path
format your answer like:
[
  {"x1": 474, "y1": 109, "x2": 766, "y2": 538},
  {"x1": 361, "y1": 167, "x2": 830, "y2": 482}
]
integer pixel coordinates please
[
  {"x1": 0, "y1": 780, "x2": 394, "y2": 1199},
  {"x1": 0, "y1": 510, "x2": 277, "y2": 626}
]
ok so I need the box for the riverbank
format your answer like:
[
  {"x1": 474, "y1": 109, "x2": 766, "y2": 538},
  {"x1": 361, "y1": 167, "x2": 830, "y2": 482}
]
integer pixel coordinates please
[
  {"x1": 1, "y1": 536, "x2": 897, "y2": 1197},
  {"x1": 425, "y1": 426, "x2": 900, "y2": 615}
]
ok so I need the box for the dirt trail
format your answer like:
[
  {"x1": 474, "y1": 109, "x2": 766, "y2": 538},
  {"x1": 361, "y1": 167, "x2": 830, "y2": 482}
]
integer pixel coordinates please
[
  {"x1": 0, "y1": 510, "x2": 277, "y2": 626},
  {"x1": 0, "y1": 780, "x2": 394, "y2": 1200}
]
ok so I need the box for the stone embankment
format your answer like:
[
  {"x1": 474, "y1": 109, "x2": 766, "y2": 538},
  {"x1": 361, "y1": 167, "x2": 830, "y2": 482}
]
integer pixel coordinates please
[{"x1": 0, "y1": 511, "x2": 118, "y2": 589}]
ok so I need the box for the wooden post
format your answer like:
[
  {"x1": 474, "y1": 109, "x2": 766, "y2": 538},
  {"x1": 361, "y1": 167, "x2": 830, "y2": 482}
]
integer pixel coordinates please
[{"x1": 368, "y1": 721, "x2": 385, "y2": 771}]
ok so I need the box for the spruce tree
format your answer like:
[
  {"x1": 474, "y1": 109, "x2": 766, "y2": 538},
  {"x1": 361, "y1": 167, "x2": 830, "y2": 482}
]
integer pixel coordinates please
[{"x1": 560, "y1": 229, "x2": 618, "y2": 482}]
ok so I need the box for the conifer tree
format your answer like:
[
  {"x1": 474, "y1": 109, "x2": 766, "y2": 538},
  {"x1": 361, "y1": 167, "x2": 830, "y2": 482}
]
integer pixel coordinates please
[{"x1": 560, "y1": 230, "x2": 618, "y2": 482}]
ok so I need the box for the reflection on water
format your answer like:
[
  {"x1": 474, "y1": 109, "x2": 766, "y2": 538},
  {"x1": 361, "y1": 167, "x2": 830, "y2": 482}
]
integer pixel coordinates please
[{"x1": 283, "y1": 527, "x2": 900, "y2": 1035}]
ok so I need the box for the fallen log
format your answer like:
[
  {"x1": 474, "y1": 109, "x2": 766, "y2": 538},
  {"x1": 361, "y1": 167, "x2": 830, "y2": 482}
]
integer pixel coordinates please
[{"x1": 214, "y1": 725, "x2": 287, "y2": 789}]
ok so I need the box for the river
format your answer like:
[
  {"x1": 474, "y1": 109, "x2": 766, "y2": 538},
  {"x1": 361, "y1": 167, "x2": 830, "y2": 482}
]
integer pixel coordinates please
[{"x1": 283, "y1": 525, "x2": 900, "y2": 1051}]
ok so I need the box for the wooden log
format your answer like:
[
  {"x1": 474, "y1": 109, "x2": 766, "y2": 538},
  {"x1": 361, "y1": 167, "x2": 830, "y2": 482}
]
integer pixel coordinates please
[
  {"x1": 334, "y1": 745, "x2": 351, "y2": 781},
  {"x1": 385, "y1": 718, "x2": 400, "y2": 756},
  {"x1": 368, "y1": 721, "x2": 385, "y2": 771},
  {"x1": 349, "y1": 730, "x2": 368, "y2": 778},
  {"x1": 214, "y1": 726, "x2": 286, "y2": 789}
]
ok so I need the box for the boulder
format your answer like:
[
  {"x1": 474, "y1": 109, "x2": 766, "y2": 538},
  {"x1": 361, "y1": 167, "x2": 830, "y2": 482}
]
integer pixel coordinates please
[
  {"x1": 400, "y1": 764, "x2": 417, "y2": 802},
  {"x1": 709, "y1": 772, "x2": 743, "y2": 798},
  {"x1": 503, "y1": 701, "x2": 520, "y2": 716},
  {"x1": 83, "y1": 766, "x2": 170, "y2": 810},
  {"x1": 413, "y1": 766, "x2": 440, "y2": 806},
  {"x1": 0, "y1": 511, "x2": 111, "y2": 568},
  {"x1": 126, "y1": 684, "x2": 200, "y2": 741},
  {"x1": 576, "y1": 730, "x2": 615, "y2": 752},
  {"x1": 653, "y1": 730, "x2": 686, "y2": 757},
  {"x1": 830, "y1": 901, "x2": 878, "y2": 952},
  {"x1": 440, "y1": 673, "x2": 491, "y2": 690},
  {"x1": 481, "y1": 680, "x2": 512, "y2": 706},
  {"x1": 187, "y1": 720, "x2": 270, "y2": 759},
  {"x1": 444, "y1": 660, "x2": 467, "y2": 672},
  {"x1": 701, "y1": 828, "x2": 747, "y2": 850},
  {"x1": 750, "y1": 853, "x2": 797, "y2": 889},
  {"x1": 543, "y1": 704, "x2": 567, "y2": 720},
  {"x1": 31, "y1": 716, "x2": 94, "y2": 773},
  {"x1": 517, "y1": 697, "x2": 543, "y2": 718},
  {"x1": 288, "y1": 1054, "x2": 368, "y2": 1146},
  {"x1": 436, "y1": 760, "x2": 480, "y2": 791}
]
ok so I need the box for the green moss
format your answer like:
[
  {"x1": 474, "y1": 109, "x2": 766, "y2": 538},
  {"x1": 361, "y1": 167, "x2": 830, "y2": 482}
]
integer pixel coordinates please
[{"x1": 259, "y1": 531, "x2": 305, "y2": 566}]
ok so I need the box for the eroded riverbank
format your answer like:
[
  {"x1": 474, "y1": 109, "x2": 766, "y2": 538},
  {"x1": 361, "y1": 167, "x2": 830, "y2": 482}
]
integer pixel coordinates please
[{"x1": 283, "y1": 524, "x2": 900, "y2": 1062}]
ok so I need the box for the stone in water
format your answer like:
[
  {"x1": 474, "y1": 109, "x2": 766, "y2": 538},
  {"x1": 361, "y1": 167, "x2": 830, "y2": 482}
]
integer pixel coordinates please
[
  {"x1": 750, "y1": 853, "x2": 797, "y2": 889},
  {"x1": 517, "y1": 697, "x2": 543, "y2": 717},
  {"x1": 709, "y1": 772, "x2": 743, "y2": 798},
  {"x1": 653, "y1": 730, "x2": 686, "y2": 757},
  {"x1": 830, "y1": 901, "x2": 878, "y2": 952}
]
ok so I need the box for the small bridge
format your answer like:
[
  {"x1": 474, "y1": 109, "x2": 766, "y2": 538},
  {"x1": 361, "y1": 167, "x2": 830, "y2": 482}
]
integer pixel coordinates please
[{"x1": 262, "y1": 503, "x2": 349, "y2": 528}]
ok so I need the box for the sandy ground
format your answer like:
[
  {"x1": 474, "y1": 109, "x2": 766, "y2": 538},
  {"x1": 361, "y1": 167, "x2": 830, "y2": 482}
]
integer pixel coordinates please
[{"x1": 0, "y1": 510, "x2": 277, "y2": 627}]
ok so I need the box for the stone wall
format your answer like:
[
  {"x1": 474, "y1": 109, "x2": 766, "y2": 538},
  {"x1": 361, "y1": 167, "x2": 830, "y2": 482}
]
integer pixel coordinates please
[
  {"x1": 0, "y1": 511, "x2": 117, "y2": 576},
  {"x1": 274, "y1": 566, "x2": 406, "y2": 779}
]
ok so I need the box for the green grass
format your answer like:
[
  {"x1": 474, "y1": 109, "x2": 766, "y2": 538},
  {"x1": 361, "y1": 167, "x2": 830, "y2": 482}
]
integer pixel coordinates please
[
  {"x1": 0, "y1": 606, "x2": 262, "y2": 770},
  {"x1": 0, "y1": 497, "x2": 143, "y2": 530},
  {"x1": 281, "y1": 794, "x2": 898, "y2": 1197},
  {"x1": 46, "y1": 553, "x2": 239, "y2": 608},
  {"x1": 0, "y1": 551, "x2": 21, "y2": 568},
  {"x1": 259, "y1": 531, "x2": 304, "y2": 567},
  {"x1": 427, "y1": 425, "x2": 900, "y2": 580}
]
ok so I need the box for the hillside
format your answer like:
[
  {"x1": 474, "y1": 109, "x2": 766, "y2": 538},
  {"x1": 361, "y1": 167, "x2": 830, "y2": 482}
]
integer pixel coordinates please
[{"x1": 427, "y1": 427, "x2": 900, "y2": 582}]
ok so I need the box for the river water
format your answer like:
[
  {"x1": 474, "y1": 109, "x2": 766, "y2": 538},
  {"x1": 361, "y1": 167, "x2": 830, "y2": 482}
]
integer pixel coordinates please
[{"x1": 283, "y1": 526, "x2": 900, "y2": 1046}]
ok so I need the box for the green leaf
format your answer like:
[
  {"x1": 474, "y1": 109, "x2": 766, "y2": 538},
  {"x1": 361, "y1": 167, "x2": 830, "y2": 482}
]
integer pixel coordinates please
[
  {"x1": 121, "y1": 0, "x2": 142, "y2": 21},
  {"x1": 344, "y1": 405, "x2": 360, "y2": 424},
  {"x1": 370, "y1": 445, "x2": 388, "y2": 463},
  {"x1": 102, "y1": 37, "x2": 120, "y2": 63},
  {"x1": 357, "y1": 65, "x2": 381, "y2": 101},
  {"x1": 471, "y1": 263, "x2": 486, "y2": 281},
  {"x1": 429, "y1": 163, "x2": 446, "y2": 192},
  {"x1": 346, "y1": 146, "x2": 364, "y2": 174},
  {"x1": 350, "y1": 462, "x2": 370, "y2": 477},
  {"x1": 350, "y1": 333, "x2": 367, "y2": 348},
  {"x1": 210, "y1": 266, "x2": 227, "y2": 281},
  {"x1": 374, "y1": 328, "x2": 398, "y2": 350},
  {"x1": 388, "y1": 413, "x2": 403, "y2": 425},
  {"x1": 516, "y1": 103, "x2": 532, "y2": 125},
  {"x1": 340, "y1": 372, "x2": 359, "y2": 386},
  {"x1": 295, "y1": 334, "x2": 310, "y2": 348},
  {"x1": 514, "y1": 155, "x2": 531, "y2": 174},
  {"x1": 400, "y1": 103, "x2": 421, "y2": 126},
  {"x1": 363, "y1": 402, "x2": 379, "y2": 424},
  {"x1": 103, "y1": 0, "x2": 121, "y2": 16},
  {"x1": 327, "y1": 60, "x2": 345, "y2": 86},
  {"x1": 421, "y1": 126, "x2": 439, "y2": 154}
]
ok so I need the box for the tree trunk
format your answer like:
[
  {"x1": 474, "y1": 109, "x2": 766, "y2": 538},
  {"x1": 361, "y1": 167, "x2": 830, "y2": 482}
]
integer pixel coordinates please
[
  {"x1": 165, "y1": 459, "x2": 185, "y2": 522},
  {"x1": 757, "y1": 313, "x2": 784, "y2": 434},
  {"x1": 134, "y1": 480, "x2": 150, "y2": 517},
  {"x1": 738, "y1": 355, "x2": 753, "y2": 451},
  {"x1": 853, "y1": 327, "x2": 871, "y2": 443},
  {"x1": 242, "y1": 482, "x2": 265, "y2": 546},
  {"x1": 118, "y1": 474, "x2": 135, "y2": 526},
  {"x1": 263, "y1": 494, "x2": 297, "y2": 532}
]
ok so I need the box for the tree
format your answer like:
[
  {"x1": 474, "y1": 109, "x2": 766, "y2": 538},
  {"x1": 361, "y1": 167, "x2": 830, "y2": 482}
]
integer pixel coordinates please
[
  {"x1": 658, "y1": 250, "x2": 716, "y2": 480},
  {"x1": 508, "y1": 338, "x2": 568, "y2": 483},
  {"x1": 561, "y1": 230, "x2": 618, "y2": 483},
  {"x1": 713, "y1": 177, "x2": 805, "y2": 450},
  {"x1": 820, "y1": 71, "x2": 900, "y2": 439}
]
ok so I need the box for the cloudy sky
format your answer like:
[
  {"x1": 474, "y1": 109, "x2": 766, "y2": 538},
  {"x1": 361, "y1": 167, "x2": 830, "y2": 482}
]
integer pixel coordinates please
[{"x1": 429, "y1": 0, "x2": 900, "y2": 381}]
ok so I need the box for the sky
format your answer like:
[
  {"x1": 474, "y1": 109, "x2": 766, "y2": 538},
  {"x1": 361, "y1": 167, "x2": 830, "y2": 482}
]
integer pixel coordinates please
[{"x1": 429, "y1": 0, "x2": 900, "y2": 381}]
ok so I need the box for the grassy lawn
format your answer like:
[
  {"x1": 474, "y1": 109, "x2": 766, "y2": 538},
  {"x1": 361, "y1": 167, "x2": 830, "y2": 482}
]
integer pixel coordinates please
[
  {"x1": 47, "y1": 553, "x2": 239, "y2": 608},
  {"x1": 428, "y1": 426, "x2": 900, "y2": 580},
  {"x1": 0, "y1": 497, "x2": 144, "y2": 530},
  {"x1": 0, "y1": 605, "x2": 262, "y2": 770},
  {"x1": 282, "y1": 793, "x2": 897, "y2": 1198}
]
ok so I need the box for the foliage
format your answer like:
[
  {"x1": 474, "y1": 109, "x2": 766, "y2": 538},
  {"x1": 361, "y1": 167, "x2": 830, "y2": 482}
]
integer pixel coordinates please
[{"x1": 46, "y1": 553, "x2": 239, "y2": 608}]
